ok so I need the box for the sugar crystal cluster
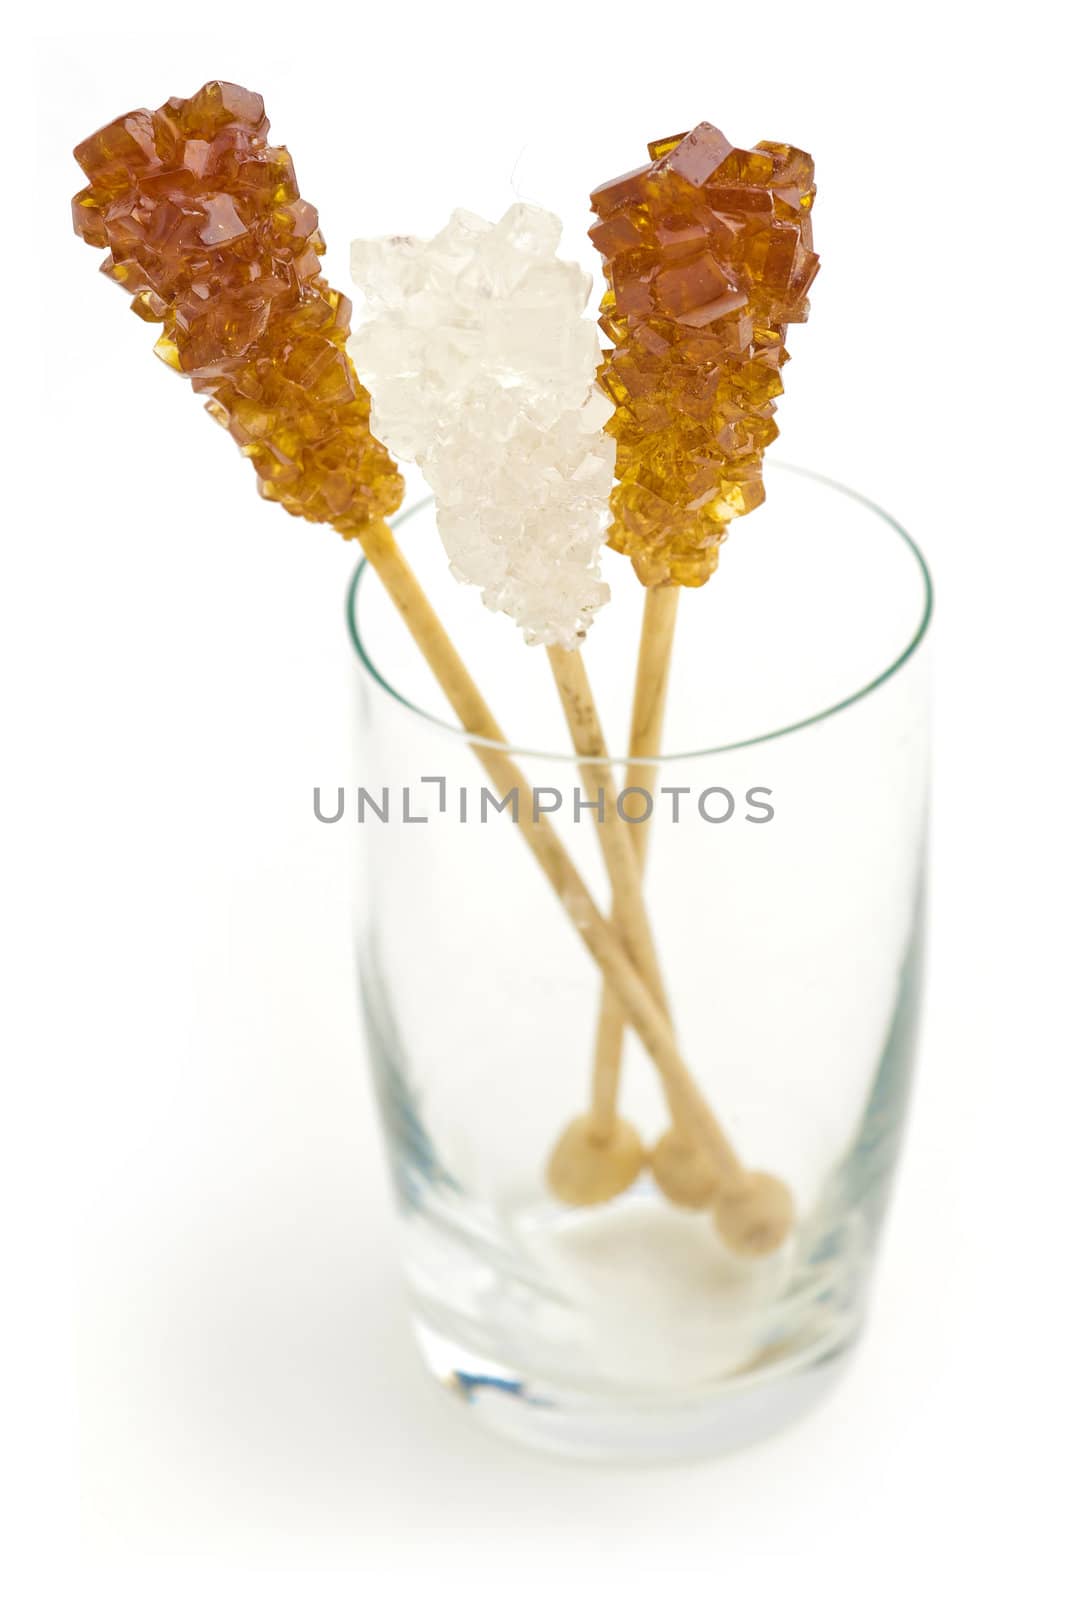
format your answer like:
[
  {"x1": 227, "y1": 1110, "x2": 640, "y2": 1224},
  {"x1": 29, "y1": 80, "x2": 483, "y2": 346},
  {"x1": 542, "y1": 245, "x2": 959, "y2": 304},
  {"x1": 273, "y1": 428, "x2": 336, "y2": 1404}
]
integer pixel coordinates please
[
  {"x1": 72, "y1": 81, "x2": 403, "y2": 537},
  {"x1": 590, "y1": 123, "x2": 818, "y2": 587},
  {"x1": 350, "y1": 206, "x2": 616, "y2": 648}
]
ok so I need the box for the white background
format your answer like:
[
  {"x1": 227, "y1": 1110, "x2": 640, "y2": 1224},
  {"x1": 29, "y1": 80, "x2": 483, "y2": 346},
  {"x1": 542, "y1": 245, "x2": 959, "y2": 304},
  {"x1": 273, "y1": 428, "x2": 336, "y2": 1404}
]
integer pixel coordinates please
[{"x1": 10, "y1": 5, "x2": 1079, "y2": 1594}]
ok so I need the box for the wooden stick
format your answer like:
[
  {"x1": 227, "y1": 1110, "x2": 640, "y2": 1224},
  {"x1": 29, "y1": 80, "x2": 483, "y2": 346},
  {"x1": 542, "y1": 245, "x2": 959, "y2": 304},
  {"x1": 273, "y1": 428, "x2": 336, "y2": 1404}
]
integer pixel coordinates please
[
  {"x1": 545, "y1": 643, "x2": 670, "y2": 1040},
  {"x1": 355, "y1": 520, "x2": 792, "y2": 1255},
  {"x1": 607, "y1": 586, "x2": 717, "y2": 1209},
  {"x1": 587, "y1": 585, "x2": 681, "y2": 1136}
]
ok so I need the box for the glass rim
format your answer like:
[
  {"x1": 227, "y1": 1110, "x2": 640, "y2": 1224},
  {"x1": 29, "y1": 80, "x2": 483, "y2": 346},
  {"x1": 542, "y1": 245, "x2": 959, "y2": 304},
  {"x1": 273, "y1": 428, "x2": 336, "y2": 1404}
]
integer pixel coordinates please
[{"x1": 346, "y1": 461, "x2": 933, "y2": 765}]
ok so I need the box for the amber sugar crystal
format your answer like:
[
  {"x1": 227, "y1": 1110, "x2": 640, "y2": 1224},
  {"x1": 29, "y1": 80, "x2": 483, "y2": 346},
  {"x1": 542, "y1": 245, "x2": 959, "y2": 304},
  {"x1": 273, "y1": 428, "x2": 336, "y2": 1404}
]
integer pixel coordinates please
[
  {"x1": 72, "y1": 81, "x2": 402, "y2": 536},
  {"x1": 590, "y1": 123, "x2": 818, "y2": 586}
]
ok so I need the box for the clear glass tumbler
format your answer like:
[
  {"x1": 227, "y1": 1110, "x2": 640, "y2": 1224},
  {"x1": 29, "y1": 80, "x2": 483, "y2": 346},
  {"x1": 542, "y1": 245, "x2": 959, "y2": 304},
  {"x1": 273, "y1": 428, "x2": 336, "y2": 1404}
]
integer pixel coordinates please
[{"x1": 345, "y1": 464, "x2": 932, "y2": 1461}]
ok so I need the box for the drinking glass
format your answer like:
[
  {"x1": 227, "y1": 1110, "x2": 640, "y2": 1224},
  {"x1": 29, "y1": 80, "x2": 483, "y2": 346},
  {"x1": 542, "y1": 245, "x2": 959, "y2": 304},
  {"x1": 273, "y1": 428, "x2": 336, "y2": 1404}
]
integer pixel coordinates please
[{"x1": 344, "y1": 463, "x2": 932, "y2": 1461}]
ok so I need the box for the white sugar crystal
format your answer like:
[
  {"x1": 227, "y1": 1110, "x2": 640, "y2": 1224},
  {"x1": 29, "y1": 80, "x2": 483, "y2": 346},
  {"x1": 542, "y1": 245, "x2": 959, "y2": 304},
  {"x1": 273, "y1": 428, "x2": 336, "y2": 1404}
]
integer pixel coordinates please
[{"x1": 349, "y1": 204, "x2": 615, "y2": 649}]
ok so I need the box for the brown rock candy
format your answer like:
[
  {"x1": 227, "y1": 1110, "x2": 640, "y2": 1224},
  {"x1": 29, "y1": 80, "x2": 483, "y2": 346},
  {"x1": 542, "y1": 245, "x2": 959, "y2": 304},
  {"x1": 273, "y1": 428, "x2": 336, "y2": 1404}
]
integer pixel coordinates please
[
  {"x1": 589, "y1": 123, "x2": 817, "y2": 586},
  {"x1": 72, "y1": 81, "x2": 403, "y2": 537}
]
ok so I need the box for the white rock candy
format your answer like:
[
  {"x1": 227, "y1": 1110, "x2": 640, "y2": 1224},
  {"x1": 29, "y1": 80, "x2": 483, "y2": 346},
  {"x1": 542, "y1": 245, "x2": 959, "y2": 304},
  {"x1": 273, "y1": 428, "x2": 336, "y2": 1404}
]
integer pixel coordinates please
[{"x1": 349, "y1": 204, "x2": 615, "y2": 649}]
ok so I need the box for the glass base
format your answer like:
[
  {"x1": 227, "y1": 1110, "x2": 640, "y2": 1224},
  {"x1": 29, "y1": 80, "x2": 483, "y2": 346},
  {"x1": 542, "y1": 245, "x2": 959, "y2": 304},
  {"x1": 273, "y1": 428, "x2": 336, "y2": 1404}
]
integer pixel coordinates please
[{"x1": 413, "y1": 1313, "x2": 861, "y2": 1463}]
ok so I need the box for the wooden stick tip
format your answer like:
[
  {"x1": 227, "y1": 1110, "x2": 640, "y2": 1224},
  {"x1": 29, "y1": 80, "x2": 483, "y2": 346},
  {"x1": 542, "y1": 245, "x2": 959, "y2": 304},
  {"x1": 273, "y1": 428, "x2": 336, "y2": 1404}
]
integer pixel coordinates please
[
  {"x1": 650, "y1": 1128, "x2": 722, "y2": 1210},
  {"x1": 546, "y1": 1115, "x2": 646, "y2": 1207},
  {"x1": 713, "y1": 1171, "x2": 795, "y2": 1257}
]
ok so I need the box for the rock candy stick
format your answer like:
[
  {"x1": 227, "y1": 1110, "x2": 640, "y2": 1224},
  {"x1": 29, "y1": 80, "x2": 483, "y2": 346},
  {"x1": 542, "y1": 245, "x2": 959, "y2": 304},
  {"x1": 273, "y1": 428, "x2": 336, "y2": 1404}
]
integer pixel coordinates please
[
  {"x1": 578, "y1": 125, "x2": 818, "y2": 1230},
  {"x1": 349, "y1": 207, "x2": 689, "y2": 1207}
]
